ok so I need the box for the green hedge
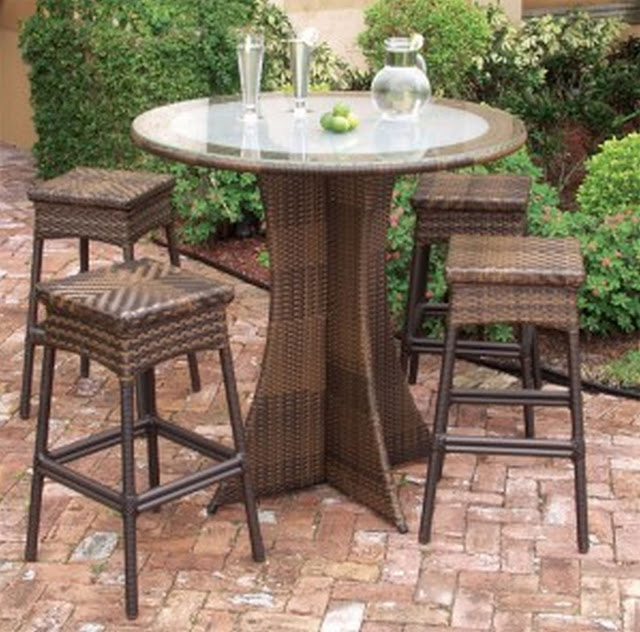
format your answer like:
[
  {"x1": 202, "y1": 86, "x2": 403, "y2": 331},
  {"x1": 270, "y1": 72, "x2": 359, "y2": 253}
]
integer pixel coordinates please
[
  {"x1": 21, "y1": 0, "x2": 252, "y2": 177},
  {"x1": 21, "y1": 0, "x2": 251, "y2": 178}
]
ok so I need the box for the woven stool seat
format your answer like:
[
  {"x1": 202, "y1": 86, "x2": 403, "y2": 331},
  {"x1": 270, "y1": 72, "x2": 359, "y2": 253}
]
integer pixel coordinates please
[
  {"x1": 29, "y1": 167, "x2": 175, "y2": 245},
  {"x1": 412, "y1": 172, "x2": 530, "y2": 244},
  {"x1": 448, "y1": 235, "x2": 584, "y2": 330},
  {"x1": 401, "y1": 172, "x2": 531, "y2": 384},
  {"x1": 20, "y1": 167, "x2": 200, "y2": 418},
  {"x1": 25, "y1": 259, "x2": 264, "y2": 619},
  {"x1": 419, "y1": 235, "x2": 589, "y2": 553},
  {"x1": 447, "y1": 234, "x2": 584, "y2": 286},
  {"x1": 38, "y1": 258, "x2": 233, "y2": 376}
]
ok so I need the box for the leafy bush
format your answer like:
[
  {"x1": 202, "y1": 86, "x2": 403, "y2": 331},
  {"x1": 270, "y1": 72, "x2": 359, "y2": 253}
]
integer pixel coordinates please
[
  {"x1": 471, "y1": 8, "x2": 623, "y2": 111},
  {"x1": 21, "y1": 0, "x2": 250, "y2": 178},
  {"x1": 576, "y1": 132, "x2": 640, "y2": 218},
  {"x1": 169, "y1": 164, "x2": 263, "y2": 244},
  {"x1": 534, "y1": 134, "x2": 640, "y2": 335},
  {"x1": 358, "y1": 0, "x2": 492, "y2": 98},
  {"x1": 468, "y1": 8, "x2": 638, "y2": 189}
]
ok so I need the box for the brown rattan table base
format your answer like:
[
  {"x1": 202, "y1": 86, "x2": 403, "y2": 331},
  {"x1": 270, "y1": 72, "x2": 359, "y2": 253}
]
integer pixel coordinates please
[{"x1": 212, "y1": 172, "x2": 429, "y2": 531}]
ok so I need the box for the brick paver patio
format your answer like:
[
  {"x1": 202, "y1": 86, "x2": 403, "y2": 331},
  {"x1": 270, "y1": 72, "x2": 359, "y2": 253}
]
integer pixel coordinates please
[{"x1": 1, "y1": 142, "x2": 639, "y2": 631}]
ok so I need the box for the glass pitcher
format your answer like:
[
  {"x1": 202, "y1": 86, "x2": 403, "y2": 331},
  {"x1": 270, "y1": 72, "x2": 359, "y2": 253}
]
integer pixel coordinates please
[{"x1": 371, "y1": 35, "x2": 431, "y2": 120}]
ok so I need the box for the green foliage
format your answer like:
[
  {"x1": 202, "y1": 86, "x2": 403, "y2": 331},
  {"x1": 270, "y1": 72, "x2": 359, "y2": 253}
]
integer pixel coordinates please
[
  {"x1": 21, "y1": 0, "x2": 250, "y2": 178},
  {"x1": 603, "y1": 349, "x2": 640, "y2": 388},
  {"x1": 534, "y1": 134, "x2": 640, "y2": 335},
  {"x1": 471, "y1": 8, "x2": 623, "y2": 106},
  {"x1": 469, "y1": 8, "x2": 638, "y2": 188},
  {"x1": 385, "y1": 175, "x2": 419, "y2": 324},
  {"x1": 169, "y1": 164, "x2": 263, "y2": 245},
  {"x1": 576, "y1": 133, "x2": 640, "y2": 218},
  {"x1": 357, "y1": 0, "x2": 492, "y2": 98}
]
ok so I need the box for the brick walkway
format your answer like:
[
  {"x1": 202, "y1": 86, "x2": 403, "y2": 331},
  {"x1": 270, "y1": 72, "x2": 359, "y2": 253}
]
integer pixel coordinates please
[{"x1": 1, "y1": 143, "x2": 639, "y2": 631}]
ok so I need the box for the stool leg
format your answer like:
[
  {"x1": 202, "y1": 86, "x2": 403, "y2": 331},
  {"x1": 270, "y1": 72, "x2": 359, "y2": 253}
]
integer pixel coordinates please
[
  {"x1": 165, "y1": 224, "x2": 201, "y2": 394},
  {"x1": 520, "y1": 325, "x2": 536, "y2": 438},
  {"x1": 219, "y1": 345, "x2": 265, "y2": 562},
  {"x1": 531, "y1": 326, "x2": 543, "y2": 389},
  {"x1": 567, "y1": 328, "x2": 589, "y2": 553},
  {"x1": 79, "y1": 238, "x2": 90, "y2": 378},
  {"x1": 419, "y1": 325, "x2": 457, "y2": 544},
  {"x1": 139, "y1": 369, "x2": 160, "y2": 490},
  {"x1": 122, "y1": 244, "x2": 134, "y2": 262},
  {"x1": 119, "y1": 377, "x2": 139, "y2": 619},
  {"x1": 401, "y1": 243, "x2": 429, "y2": 384},
  {"x1": 25, "y1": 344, "x2": 56, "y2": 561},
  {"x1": 20, "y1": 237, "x2": 44, "y2": 419}
]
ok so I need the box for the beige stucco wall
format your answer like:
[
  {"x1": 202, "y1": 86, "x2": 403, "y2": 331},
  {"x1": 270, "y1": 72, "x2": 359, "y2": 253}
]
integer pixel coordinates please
[{"x1": 0, "y1": 0, "x2": 37, "y2": 148}]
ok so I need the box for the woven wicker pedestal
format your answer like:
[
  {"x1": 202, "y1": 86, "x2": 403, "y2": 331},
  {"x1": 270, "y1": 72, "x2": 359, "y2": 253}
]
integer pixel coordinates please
[
  {"x1": 401, "y1": 172, "x2": 531, "y2": 384},
  {"x1": 24, "y1": 259, "x2": 265, "y2": 619},
  {"x1": 212, "y1": 172, "x2": 428, "y2": 531},
  {"x1": 19, "y1": 167, "x2": 200, "y2": 419},
  {"x1": 419, "y1": 235, "x2": 589, "y2": 552}
]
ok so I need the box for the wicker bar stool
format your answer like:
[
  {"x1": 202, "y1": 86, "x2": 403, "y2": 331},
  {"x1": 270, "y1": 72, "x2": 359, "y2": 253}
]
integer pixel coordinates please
[
  {"x1": 400, "y1": 172, "x2": 531, "y2": 384},
  {"x1": 20, "y1": 167, "x2": 200, "y2": 419},
  {"x1": 419, "y1": 235, "x2": 589, "y2": 553},
  {"x1": 24, "y1": 258, "x2": 265, "y2": 619}
]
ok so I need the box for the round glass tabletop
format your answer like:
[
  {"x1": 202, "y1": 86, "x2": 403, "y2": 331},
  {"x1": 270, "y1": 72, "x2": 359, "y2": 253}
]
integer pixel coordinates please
[{"x1": 132, "y1": 92, "x2": 526, "y2": 175}]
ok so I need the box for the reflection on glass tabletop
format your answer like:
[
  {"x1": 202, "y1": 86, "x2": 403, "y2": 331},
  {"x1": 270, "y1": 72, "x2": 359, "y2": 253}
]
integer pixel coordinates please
[{"x1": 132, "y1": 92, "x2": 526, "y2": 174}]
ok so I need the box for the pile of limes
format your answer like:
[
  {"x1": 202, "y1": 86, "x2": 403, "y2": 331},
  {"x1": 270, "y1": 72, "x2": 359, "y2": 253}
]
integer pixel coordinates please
[{"x1": 320, "y1": 102, "x2": 359, "y2": 133}]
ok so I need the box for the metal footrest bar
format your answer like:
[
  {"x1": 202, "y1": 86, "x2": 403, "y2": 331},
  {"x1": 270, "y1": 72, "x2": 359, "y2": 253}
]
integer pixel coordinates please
[
  {"x1": 418, "y1": 302, "x2": 448, "y2": 317},
  {"x1": 41, "y1": 449, "x2": 244, "y2": 515},
  {"x1": 137, "y1": 455, "x2": 243, "y2": 512},
  {"x1": 441, "y1": 435, "x2": 576, "y2": 458},
  {"x1": 48, "y1": 419, "x2": 152, "y2": 464},
  {"x1": 39, "y1": 455, "x2": 123, "y2": 511},
  {"x1": 450, "y1": 388, "x2": 570, "y2": 406},
  {"x1": 409, "y1": 338, "x2": 522, "y2": 358},
  {"x1": 155, "y1": 418, "x2": 236, "y2": 460}
]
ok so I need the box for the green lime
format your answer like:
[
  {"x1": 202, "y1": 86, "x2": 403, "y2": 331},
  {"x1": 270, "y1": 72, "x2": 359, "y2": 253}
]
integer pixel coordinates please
[
  {"x1": 332, "y1": 102, "x2": 351, "y2": 118},
  {"x1": 320, "y1": 112, "x2": 334, "y2": 131},
  {"x1": 346, "y1": 112, "x2": 359, "y2": 130},
  {"x1": 330, "y1": 115, "x2": 350, "y2": 133}
]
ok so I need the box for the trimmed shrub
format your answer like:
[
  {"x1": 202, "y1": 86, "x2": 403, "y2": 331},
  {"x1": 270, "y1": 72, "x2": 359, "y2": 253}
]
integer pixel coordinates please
[
  {"x1": 20, "y1": 0, "x2": 251, "y2": 178},
  {"x1": 576, "y1": 132, "x2": 640, "y2": 218},
  {"x1": 534, "y1": 133, "x2": 640, "y2": 335}
]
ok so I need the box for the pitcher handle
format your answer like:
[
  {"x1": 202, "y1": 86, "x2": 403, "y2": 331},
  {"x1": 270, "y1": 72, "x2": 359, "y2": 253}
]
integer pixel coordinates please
[{"x1": 416, "y1": 53, "x2": 427, "y2": 74}]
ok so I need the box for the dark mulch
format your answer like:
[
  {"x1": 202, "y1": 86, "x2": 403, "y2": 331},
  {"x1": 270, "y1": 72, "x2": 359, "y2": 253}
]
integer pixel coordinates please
[{"x1": 175, "y1": 235, "x2": 270, "y2": 289}]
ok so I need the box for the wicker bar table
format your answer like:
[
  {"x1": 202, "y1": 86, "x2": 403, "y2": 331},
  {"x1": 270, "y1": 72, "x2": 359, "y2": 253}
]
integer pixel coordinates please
[{"x1": 132, "y1": 93, "x2": 526, "y2": 531}]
